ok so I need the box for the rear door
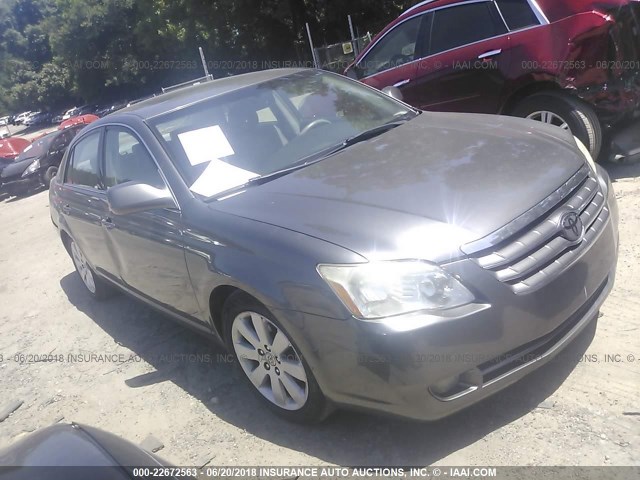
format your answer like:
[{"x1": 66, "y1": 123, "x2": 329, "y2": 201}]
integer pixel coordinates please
[
  {"x1": 411, "y1": 1, "x2": 512, "y2": 113},
  {"x1": 58, "y1": 129, "x2": 118, "y2": 279},
  {"x1": 101, "y1": 126, "x2": 200, "y2": 318}
]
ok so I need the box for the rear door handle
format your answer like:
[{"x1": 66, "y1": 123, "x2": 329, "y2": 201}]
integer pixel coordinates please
[
  {"x1": 478, "y1": 49, "x2": 502, "y2": 60},
  {"x1": 101, "y1": 217, "x2": 115, "y2": 230},
  {"x1": 392, "y1": 79, "x2": 411, "y2": 87},
  {"x1": 61, "y1": 204, "x2": 71, "y2": 215}
]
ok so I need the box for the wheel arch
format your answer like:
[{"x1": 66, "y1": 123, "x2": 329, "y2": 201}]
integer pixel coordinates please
[
  {"x1": 501, "y1": 81, "x2": 564, "y2": 115},
  {"x1": 209, "y1": 285, "x2": 243, "y2": 340},
  {"x1": 60, "y1": 229, "x2": 73, "y2": 257}
]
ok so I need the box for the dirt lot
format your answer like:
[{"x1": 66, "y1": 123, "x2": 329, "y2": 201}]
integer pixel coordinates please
[{"x1": 0, "y1": 162, "x2": 638, "y2": 468}]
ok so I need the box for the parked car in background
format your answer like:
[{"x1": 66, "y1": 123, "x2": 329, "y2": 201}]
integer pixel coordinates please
[
  {"x1": 1, "y1": 124, "x2": 83, "y2": 196},
  {"x1": 61, "y1": 107, "x2": 78, "y2": 121},
  {"x1": 96, "y1": 101, "x2": 129, "y2": 117},
  {"x1": 346, "y1": 0, "x2": 640, "y2": 158},
  {"x1": 23, "y1": 111, "x2": 53, "y2": 127},
  {"x1": 0, "y1": 423, "x2": 186, "y2": 479},
  {"x1": 52, "y1": 108, "x2": 69, "y2": 124},
  {"x1": 50, "y1": 69, "x2": 618, "y2": 423},
  {"x1": 0, "y1": 137, "x2": 31, "y2": 161},
  {"x1": 59, "y1": 114, "x2": 99, "y2": 130},
  {"x1": 12, "y1": 111, "x2": 32, "y2": 125},
  {"x1": 0, "y1": 116, "x2": 9, "y2": 126}
]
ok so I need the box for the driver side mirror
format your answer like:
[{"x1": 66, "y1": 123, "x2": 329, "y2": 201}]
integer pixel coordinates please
[
  {"x1": 107, "y1": 181, "x2": 177, "y2": 215},
  {"x1": 381, "y1": 86, "x2": 404, "y2": 102}
]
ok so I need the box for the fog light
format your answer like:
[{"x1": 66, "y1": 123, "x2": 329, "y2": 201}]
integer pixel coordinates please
[
  {"x1": 430, "y1": 368, "x2": 482, "y2": 400},
  {"x1": 430, "y1": 375, "x2": 460, "y2": 396}
]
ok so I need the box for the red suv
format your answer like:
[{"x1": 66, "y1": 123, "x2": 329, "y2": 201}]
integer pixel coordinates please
[{"x1": 346, "y1": 0, "x2": 640, "y2": 158}]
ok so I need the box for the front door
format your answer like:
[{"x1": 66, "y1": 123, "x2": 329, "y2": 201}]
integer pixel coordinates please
[
  {"x1": 357, "y1": 13, "x2": 429, "y2": 106},
  {"x1": 101, "y1": 126, "x2": 200, "y2": 318}
]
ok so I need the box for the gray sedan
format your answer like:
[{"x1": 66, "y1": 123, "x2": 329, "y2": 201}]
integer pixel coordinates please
[{"x1": 49, "y1": 69, "x2": 619, "y2": 423}]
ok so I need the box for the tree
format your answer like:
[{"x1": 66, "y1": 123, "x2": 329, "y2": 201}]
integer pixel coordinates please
[{"x1": 0, "y1": 0, "x2": 417, "y2": 114}]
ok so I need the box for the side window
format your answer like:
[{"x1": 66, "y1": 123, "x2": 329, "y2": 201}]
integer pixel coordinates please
[
  {"x1": 66, "y1": 131, "x2": 101, "y2": 189},
  {"x1": 103, "y1": 128, "x2": 165, "y2": 189},
  {"x1": 51, "y1": 134, "x2": 66, "y2": 151},
  {"x1": 429, "y1": 2, "x2": 508, "y2": 55},
  {"x1": 359, "y1": 15, "x2": 423, "y2": 77},
  {"x1": 495, "y1": 0, "x2": 540, "y2": 30}
]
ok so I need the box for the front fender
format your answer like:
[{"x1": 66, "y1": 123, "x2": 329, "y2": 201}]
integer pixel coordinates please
[{"x1": 182, "y1": 204, "x2": 364, "y2": 330}]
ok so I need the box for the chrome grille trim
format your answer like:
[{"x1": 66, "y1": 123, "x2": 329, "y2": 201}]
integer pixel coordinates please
[
  {"x1": 470, "y1": 167, "x2": 608, "y2": 294},
  {"x1": 461, "y1": 165, "x2": 590, "y2": 255}
]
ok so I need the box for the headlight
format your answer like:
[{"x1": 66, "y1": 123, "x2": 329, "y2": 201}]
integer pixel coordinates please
[
  {"x1": 574, "y1": 137, "x2": 597, "y2": 174},
  {"x1": 317, "y1": 261, "x2": 475, "y2": 320},
  {"x1": 22, "y1": 159, "x2": 40, "y2": 177}
]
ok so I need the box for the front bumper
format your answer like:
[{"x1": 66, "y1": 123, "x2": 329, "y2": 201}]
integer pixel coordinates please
[
  {"x1": 274, "y1": 195, "x2": 619, "y2": 421},
  {"x1": 0, "y1": 172, "x2": 41, "y2": 195}
]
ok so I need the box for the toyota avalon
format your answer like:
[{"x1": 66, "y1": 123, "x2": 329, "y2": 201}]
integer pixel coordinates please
[{"x1": 49, "y1": 69, "x2": 619, "y2": 423}]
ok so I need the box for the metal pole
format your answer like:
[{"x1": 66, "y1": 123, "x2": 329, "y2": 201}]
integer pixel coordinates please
[
  {"x1": 348, "y1": 15, "x2": 359, "y2": 56},
  {"x1": 199, "y1": 47, "x2": 212, "y2": 79},
  {"x1": 305, "y1": 23, "x2": 319, "y2": 69}
]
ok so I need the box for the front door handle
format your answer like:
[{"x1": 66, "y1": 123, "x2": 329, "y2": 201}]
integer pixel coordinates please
[
  {"x1": 61, "y1": 204, "x2": 71, "y2": 215},
  {"x1": 101, "y1": 217, "x2": 115, "y2": 230},
  {"x1": 393, "y1": 79, "x2": 411, "y2": 88},
  {"x1": 478, "y1": 49, "x2": 502, "y2": 60}
]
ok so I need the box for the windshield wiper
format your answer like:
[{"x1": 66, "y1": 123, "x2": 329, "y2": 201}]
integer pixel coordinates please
[
  {"x1": 342, "y1": 121, "x2": 405, "y2": 148},
  {"x1": 209, "y1": 115, "x2": 417, "y2": 201}
]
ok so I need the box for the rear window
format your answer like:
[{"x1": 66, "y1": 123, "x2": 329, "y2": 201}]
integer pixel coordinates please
[
  {"x1": 495, "y1": 0, "x2": 541, "y2": 30},
  {"x1": 429, "y1": 2, "x2": 508, "y2": 55}
]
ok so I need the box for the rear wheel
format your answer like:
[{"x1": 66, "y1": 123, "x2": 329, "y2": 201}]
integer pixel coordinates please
[
  {"x1": 222, "y1": 292, "x2": 331, "y2": 423},
  {"x1": 69, "y1": 239, "x2": 114, "y2": 300},
  {"x1": 512, "y1": 92, "x2": 602, "y2": 160}
]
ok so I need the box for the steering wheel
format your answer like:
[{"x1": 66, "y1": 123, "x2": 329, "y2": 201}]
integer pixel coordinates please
[
  {"x1": 300, "y1": 118, "x2": 332, "y2": 136},
  {"x1": 390, "y1": 54, "x2": 408, "y2": 67}
]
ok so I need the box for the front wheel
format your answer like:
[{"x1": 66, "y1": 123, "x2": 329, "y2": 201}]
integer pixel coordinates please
[
  {"x1": 223, "y1": 292, "x2": 331, "y2": 423},
  {"x1": 512, "y1": 92, "x2": 602, "y2": 160},
  {"x1": 42, "y1": 166, "x2": 58, "y2": 189}
]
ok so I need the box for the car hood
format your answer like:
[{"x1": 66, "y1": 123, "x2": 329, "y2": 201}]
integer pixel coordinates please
[{"x1": 211, "y1": 112, "x2": 586, "y2": 263}]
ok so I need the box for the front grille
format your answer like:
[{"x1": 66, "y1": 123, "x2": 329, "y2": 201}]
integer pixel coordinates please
[{"x1": 473, "y1": 169, "x2": 609, "y2": 294}]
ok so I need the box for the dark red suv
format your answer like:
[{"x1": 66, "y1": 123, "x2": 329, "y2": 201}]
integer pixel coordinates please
[{"x1": 346, "y1": 0, "x2": 640, "y2": 158}]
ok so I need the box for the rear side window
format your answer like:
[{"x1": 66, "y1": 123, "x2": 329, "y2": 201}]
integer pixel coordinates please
[
  {"x1": 495, "y1": 0, "x2": 540, "y2": 30},
  {"x1": 66, "y1": 131, "x2": 101, "y2": 189},
  {"x1": 359, "y1": 15, "x2": 424, "y2": 77},
  {"x1": 429, "y1": 2, "x2": 508, "y2": 55},
  {"x1": 103, "y1": 128, "x2": 165, "y2": 189}
]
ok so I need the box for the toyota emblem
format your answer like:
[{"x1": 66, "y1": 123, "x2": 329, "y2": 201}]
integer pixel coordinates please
[{"x1": 560, "y1": 211, "x2": 584, "y2": 242}]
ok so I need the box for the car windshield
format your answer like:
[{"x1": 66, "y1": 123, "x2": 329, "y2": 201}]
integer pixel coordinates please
[
  {"x1": 15, "y1": 132, "x2": 55, "y2": 161},
  {"x1": 149, "y1": 70, "x2": 416, "y2": 198}
]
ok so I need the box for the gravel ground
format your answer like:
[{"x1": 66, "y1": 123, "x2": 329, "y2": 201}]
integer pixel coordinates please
[{"x1": 0, "y1": 161, "x2": 638, "y2": 467}]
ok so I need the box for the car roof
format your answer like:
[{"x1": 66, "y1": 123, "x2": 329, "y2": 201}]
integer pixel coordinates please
[
  {"x1": 402, "y1": 0, "x2": 464, "y2": 17},
  {"x1": 114, "y1": 68, "x2": 307, "y2": 121}
]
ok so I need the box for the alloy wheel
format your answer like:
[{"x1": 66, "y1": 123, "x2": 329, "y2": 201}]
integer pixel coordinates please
[
  {"x1": 231, "y1": 311, "x2": 309, "y2": 410},
  {"x1": 526, "y1": 110, "x2": 570, "y2": 131},
  {"x1": 71, "y1": 241, "x2": 96, "y2": 294}
]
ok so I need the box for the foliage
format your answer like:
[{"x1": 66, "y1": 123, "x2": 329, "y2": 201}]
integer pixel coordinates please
[{"x1": 0, "y1": 0, "x2": 410, "y2": 114}]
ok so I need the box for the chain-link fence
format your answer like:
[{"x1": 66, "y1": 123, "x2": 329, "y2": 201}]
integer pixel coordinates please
[{"x1": 313, "y1": 34, "x2": 373, "y2": 73}]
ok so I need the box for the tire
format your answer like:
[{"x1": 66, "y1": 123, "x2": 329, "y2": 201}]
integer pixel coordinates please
[
  {"x1": 69, "y1": 238, "x2": 114, "y2": 300},
  {"x1": 512, "y1": 91, "x2": 602, "y2": 160},
  {"x1": 222, "y1": 291, "x2": 331, "y2": 423},
  {"x1": 42, "y1": 166, "x2": 58, "y2": 189}
]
